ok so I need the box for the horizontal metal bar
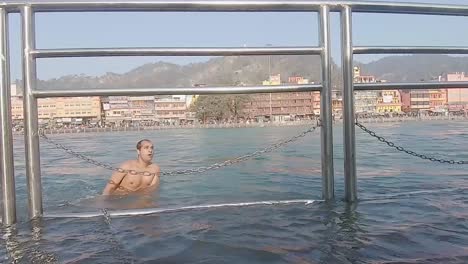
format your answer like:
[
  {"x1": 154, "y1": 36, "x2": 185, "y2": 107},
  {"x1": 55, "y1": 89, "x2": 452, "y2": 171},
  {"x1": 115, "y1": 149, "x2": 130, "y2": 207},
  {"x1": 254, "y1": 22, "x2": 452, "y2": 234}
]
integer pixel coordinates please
[
  {"x1": 32, "y1": 84, "x2": 322, "y2": 98},
  {"x1": 44, "y1": 199, "x2": 320, "y2": 218},
  {"x1": 350, "y1": 1, "x2": 468, "y2": 16},
  {"x1": 354, "y1": 46, "x2": 468, "y2": 54},
  {"x1": 1, "y1": 1, "x2": 468, "y2": 16},
  {"x1": 3, "y1": 1, "x2": 323, "y2": 12},
  {"x1": 354, "y1": 81, "x2": 468, "y2": 90},
  {"x1": 32, "y1": 46, "x2": 322, "y2": 58}
]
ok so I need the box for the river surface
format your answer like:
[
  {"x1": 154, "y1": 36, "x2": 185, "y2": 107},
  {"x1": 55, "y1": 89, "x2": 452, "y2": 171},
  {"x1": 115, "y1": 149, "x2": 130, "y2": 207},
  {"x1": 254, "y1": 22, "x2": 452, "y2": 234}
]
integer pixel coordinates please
[{"x1": 1, "y1": 120, "x2": 467, "y2": 263}]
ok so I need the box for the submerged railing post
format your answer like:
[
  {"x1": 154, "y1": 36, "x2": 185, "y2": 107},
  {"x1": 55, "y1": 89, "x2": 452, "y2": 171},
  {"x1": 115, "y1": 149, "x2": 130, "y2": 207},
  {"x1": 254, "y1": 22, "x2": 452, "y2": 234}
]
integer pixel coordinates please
[
  {"x1": 0, "y1": 8, "x2": 17, "y2": 226},
  {"x1": 21, "y1": 5, "x2": 43, "y2": 219},
  {"x1": 341, "y1": 6, "x2": 357, "y2": 202},
  {"x1": 319, "y1": 5, "x2": 334, "y2": 200}
]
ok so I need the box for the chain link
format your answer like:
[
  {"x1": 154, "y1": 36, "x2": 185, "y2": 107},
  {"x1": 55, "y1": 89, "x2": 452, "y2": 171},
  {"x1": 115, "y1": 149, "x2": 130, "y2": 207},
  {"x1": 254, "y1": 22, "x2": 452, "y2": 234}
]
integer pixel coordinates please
[
  {"x1": 39, "y1": 122, "x2": 320, "y2": 176},
  {"x1": 355, "y1": 121, "x2": 467, "y2": 165},
  {"x1": 101, "y1": 208, "x2": 111, "y2": 225}
]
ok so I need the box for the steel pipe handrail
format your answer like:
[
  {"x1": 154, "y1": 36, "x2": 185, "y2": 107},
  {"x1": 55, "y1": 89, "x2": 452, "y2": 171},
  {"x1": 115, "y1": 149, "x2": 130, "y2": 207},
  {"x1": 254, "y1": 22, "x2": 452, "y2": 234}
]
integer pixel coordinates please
[
  {"x1": 354, "y1": 46, "x2": 468, "y2": 55},
  {"x1": 4, "y1": 0, "x2": 467, "y2": 226},
  {"x1": 0, "y1": 8, "x2": 16, "y2": 226},
  {"x1": 21, "y1": 5, "x2": 43, "y2": 221},
  {"x1": 319, "y1": 5, "x2": 334, "y2": 201},
  {"x1": 354, "y1": 81, "x2": 468, "y2": 90},
  {"x1": 32, "y1": 84, "x2": 322, "y2": 98},
  {"x1": 0, "y1": 1, "x2": 468, "y2": 16},
  {"x1": 32, "y1": 46, "x2": 322, "y2": 58}
]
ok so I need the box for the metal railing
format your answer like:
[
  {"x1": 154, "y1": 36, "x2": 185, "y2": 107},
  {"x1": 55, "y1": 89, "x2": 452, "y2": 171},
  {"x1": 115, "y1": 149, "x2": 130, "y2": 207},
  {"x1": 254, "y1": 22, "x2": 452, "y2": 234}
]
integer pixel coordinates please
[
  {"x1": 1, "y1": 0, "x2": 468, "y2": 226},
  {"x1": 0, "y1": 0, "x2": 333, "y2": 226}
]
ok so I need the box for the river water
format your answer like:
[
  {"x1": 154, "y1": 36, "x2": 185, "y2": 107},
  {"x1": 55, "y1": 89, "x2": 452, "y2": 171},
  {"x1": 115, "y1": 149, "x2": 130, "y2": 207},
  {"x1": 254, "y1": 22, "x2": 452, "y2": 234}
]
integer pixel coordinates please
[{"x1": 1, "y1": 120, "x2": 467, "y2": 263}]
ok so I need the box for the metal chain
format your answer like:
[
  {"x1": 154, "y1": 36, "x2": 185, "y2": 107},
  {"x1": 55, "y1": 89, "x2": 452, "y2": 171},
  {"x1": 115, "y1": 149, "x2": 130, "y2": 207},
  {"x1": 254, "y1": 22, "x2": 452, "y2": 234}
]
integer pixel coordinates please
[
  {"x1": 355, "y1": 121, "x2": 467, "y2": 165},
  {"x1": 101, "y1": 208, "x2": 111, "y2": 225},
  {"x1": 39, "y1": 122, "x2": 320, "y2": 176}
]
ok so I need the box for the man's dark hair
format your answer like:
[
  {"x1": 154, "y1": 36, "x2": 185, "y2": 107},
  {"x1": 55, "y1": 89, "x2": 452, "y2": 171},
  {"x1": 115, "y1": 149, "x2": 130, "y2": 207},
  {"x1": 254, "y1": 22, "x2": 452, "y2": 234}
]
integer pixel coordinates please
[{"x1": 136, "y1": 139, "x2": 152, "y2": 150}]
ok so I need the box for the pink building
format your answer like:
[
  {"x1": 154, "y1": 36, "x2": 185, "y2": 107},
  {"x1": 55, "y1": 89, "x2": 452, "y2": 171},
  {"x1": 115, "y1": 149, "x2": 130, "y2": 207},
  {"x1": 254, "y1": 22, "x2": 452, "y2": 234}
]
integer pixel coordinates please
[{"x1": 446, "y1": 72, "x2": 468, "y2": 104}]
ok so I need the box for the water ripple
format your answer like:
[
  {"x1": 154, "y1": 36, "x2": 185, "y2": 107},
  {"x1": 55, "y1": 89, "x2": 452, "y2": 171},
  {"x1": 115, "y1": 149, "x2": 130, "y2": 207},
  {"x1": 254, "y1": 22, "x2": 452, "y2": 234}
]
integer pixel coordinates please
[{"x1": 3, "y1": 122, "x2": 468, "y2": 263}]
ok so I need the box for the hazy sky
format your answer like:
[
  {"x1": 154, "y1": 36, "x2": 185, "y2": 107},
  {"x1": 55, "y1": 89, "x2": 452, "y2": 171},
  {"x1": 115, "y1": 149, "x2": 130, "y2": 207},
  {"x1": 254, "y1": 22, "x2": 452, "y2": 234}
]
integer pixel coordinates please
[{"x1": 5, "y1": 0, "x2": 468, "y2": 80}]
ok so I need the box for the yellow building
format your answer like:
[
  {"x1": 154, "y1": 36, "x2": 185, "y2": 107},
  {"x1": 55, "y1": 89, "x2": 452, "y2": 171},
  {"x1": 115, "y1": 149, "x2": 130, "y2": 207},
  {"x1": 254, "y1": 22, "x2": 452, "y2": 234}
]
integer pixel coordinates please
[
  {"x1": 376, "y1": 90, "x2": 402, "y2": 113},
  {"x1": 262, "y1": 74, "x2": 281, "y2": 85},
  {"x1": 11, "y1": 96, "x2": 101, "y2": 122}
]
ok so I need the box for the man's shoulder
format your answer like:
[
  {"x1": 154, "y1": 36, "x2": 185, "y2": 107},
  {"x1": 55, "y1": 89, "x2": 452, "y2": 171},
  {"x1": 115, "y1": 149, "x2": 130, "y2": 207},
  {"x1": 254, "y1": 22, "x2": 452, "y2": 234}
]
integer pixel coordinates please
[
  {"x1": 120, "y1": 160, "x2": 137, "y2": 168},
  {"x1": 149, "y1": 163, "x2": 160, "y2": 172}
]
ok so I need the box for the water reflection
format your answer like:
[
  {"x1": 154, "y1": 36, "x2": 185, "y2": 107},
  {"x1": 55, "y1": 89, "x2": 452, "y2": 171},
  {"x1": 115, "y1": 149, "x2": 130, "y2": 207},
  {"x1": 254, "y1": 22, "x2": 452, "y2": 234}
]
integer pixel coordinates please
[{"x1": 2, "y1": 219, "x2": 58, "y2": 263}]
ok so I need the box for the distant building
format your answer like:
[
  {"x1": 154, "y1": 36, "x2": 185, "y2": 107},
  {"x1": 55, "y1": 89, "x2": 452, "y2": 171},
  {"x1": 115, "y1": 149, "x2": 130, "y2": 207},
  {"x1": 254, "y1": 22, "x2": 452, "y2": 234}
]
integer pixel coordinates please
[
  {"x1": 102, "y1": 95, "x2": 191, "y2": 125},
  {"x1": 246, "y1": 75, "x2": 316, "y2": 120},
  {"x1": 262, "y1": 74, "x2": 281, "y2": 86},
  {"x1": 332, "y1": 90, "x2": 343, "y2": 117},
  {"x1": 410, "y1": 90, "x2": 431, "y2": 112},
  {"x1": 11, "y1": 96, "x2": 101, "y2": 124},
  {"x1": 376, "y1": 90, "x2": 402, "y2": 113},
  {"x1": 353, "y1": 67, "x2": 378, "y2": 114},
  {"x1": 429, "y1": 89, "x2": 447, "y2": 113},
  {"x1": 400, "y1": 90, "x2": 411, "y2": 112},
  {"x1": 103, "y1": 96, "x2": 131, "y2": 124},
  {"x1": 400, "y1": 88, "x2": 436, "y2": 113},
  {"x1": 446, "y1": 72, "x2": 468, "y2": 103},
  {"x1": 154, "y1": 95, "x2": 190, "y2": 123},
  {"x1": 128, "y1": 96, "x2": 156, "y2": 123},
  {"x1": 445, "y1": 72, "x2": 468, "y2": 112}
]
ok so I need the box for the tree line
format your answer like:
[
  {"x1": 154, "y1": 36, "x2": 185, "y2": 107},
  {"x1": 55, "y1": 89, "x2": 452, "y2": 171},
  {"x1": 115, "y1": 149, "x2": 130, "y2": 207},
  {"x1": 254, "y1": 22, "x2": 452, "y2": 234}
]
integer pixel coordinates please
[{"x1": 190, "y1": 95, "x2": 252, "y2": 122}]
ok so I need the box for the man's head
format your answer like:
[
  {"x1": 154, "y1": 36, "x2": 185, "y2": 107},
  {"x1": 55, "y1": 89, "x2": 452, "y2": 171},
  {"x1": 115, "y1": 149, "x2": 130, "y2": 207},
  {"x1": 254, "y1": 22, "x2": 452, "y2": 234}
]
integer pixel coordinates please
[{"x1": 136, "y1": 139, "x2": 154, "y2": 163}]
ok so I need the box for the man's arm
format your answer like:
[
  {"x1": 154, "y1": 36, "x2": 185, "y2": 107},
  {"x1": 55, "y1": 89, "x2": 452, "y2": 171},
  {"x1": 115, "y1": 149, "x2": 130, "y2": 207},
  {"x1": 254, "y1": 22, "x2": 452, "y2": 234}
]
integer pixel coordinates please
[
  {"x1": 145, "y1": 165, "x2": 161, "y2": 192},
  {"x1": 102, "y1": 163, "x2": 129, "y2": 195},
  {"x1": 151, "y1": 165, "x2": 161, "y2": 184}
]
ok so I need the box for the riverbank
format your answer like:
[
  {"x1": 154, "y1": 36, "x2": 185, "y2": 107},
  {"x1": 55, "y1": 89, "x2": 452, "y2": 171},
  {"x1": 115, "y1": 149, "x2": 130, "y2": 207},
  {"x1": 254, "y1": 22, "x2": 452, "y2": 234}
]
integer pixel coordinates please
[{"x1": 13, "y1": 115, "x2": 468, "y2": 136}]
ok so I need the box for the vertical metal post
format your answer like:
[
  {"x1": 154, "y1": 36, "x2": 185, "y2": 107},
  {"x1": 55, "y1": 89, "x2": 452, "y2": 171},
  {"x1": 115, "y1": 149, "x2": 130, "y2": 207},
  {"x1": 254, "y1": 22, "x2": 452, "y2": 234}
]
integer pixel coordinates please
[
  {"x1": 21, "y1": 5, "x2": 43, "y2": 218},
  {"x1": 319, "y1": 5, "x2": 334, "y2": 200},
  {"x1": 0, "y1": 8, "x2": 16, "y2": 226},
  {"x1": 341, "y1": 6, "x2": 357, "y2": 202}
]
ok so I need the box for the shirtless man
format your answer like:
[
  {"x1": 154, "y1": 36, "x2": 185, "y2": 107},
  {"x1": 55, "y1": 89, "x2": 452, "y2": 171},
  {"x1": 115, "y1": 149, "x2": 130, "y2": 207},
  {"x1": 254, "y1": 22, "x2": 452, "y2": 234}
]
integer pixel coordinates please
[{"x1": 102, "y1": 139, "x2": 160, "y2": 195}]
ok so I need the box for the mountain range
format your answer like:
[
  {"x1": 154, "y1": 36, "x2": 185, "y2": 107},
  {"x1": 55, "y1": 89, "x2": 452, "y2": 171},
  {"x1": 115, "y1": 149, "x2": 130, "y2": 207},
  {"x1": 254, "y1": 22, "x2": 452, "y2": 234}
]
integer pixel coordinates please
[{"x1": 34, "y1": 54, "x2": 468, "y2": 90}]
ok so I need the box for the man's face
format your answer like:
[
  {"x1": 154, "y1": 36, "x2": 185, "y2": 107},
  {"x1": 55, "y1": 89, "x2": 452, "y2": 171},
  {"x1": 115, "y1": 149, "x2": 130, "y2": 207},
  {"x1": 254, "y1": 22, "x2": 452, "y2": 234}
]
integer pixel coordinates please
[{"x1": 138, "y1": 141, "x2": 154, "y2": 162}]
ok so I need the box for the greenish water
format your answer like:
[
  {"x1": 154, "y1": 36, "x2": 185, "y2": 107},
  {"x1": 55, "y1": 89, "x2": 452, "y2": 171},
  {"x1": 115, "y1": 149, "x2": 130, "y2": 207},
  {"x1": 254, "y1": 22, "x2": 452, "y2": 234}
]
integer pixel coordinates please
[{"x1": 2, "y1": 120, "x2": 468, "y2": 263}]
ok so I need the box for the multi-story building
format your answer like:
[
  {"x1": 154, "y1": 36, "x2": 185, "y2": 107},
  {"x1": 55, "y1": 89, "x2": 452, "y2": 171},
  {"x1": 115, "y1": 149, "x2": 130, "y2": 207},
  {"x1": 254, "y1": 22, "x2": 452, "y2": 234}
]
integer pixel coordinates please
[
  {"x1": 409, "y1": 90, "x2": 431, "y2": 112},
  {"x1": 401, "y1": 89, "x2": 436, "y2": 113},
  {"x1": 103, "y1": 95, "x2": 191, "y2": 125},
  {"x1": 376, "y1": 90, "x2": 402, "y2": 113},
  {"x1": 128, "y1": 96, "x2": 156, "y2": 123},
  {"x1": 246, "y1": 92, "x2": 316, "y2": 119},
  {"x1": 446, "y1": 72, "x2": 468, "y2": 103},
  {"x1": 155, "y1": 95, "x2": 190, "y2": 123},
  {"x1": 445, "y1": 72, "x2": 468, "y2": 112},
  {"x1": 400, "y1": 90, "x2": 411, "y2": 112},
  {"x1": 246, "y1": 75, "x2": 316, "y2": 120},
  {"x1": 103, "y1": 96, "x2": 131, "y2": 124},
  {"x1": 429, "y1": 89, "x2": 447, "y2": 112},
  {"x1": 332, "y1": 90, "x2": 343, "y2": 117},
  {"x1": 11, "y1": 96, "x2": 101, "y2": 124},
  {"x1": 353, "y1": 67, "x2": 378, "y2": 114},
  {"x1": 355, "y1": 91, "x2": 378, "y2": 114}
]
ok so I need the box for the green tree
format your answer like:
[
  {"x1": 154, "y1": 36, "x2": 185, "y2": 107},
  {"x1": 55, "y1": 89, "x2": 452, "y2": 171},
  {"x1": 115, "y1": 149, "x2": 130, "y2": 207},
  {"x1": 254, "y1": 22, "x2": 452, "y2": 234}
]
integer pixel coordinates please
[
  {"x1": 191, "y1": 95, "x2": 251, "y2": 122},
  {"x1": 225, "y1": 95, "x2": 251, "y2": 121}
]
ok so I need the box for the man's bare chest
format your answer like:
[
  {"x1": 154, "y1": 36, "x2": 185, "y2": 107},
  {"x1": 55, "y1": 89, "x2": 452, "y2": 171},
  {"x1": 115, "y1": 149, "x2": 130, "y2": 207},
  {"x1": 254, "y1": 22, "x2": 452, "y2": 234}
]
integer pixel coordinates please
[{"x1": 122, "y1": 173, "x2": 154, "y2": 187}]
